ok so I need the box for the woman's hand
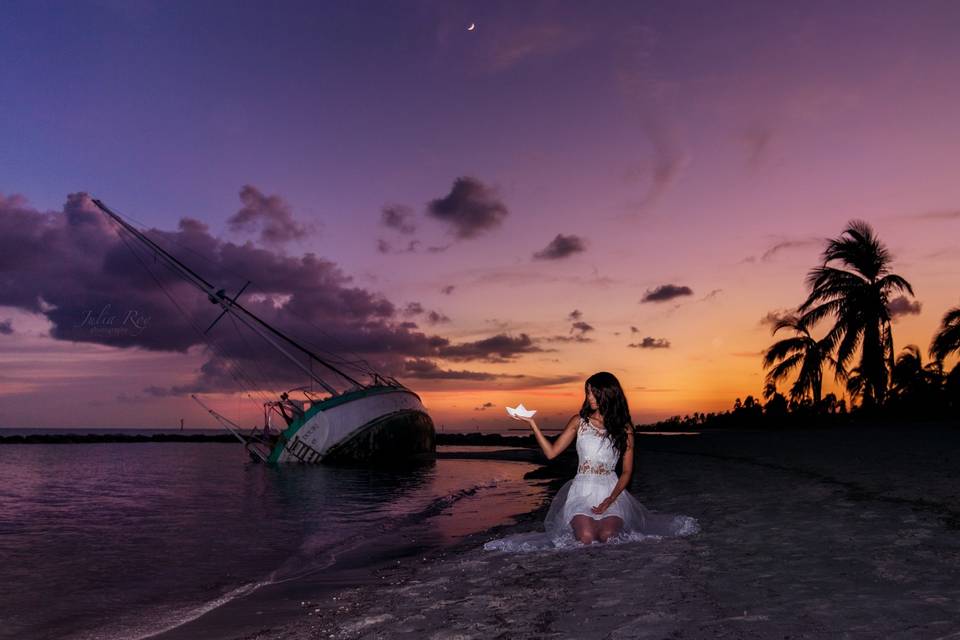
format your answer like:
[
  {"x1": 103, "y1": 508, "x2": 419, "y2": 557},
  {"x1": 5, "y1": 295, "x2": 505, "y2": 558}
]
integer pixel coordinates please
[
  {"x1": 591, "y1": 496, "x2": 614, "y2": 514},
  {"x1": 511, "y1": 414, "x2": 536, "y2": 427}
]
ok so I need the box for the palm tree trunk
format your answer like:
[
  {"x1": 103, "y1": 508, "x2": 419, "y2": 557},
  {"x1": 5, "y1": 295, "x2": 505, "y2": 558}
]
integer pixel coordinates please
[{"x1": 862, "y1": 321, "x2": 886, "y2": 405}]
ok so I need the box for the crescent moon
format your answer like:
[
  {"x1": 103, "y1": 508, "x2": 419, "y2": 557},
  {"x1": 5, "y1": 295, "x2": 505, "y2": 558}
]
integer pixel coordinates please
[{"x1": 467, "y1": 23, "x2": 476, "y2": 31}]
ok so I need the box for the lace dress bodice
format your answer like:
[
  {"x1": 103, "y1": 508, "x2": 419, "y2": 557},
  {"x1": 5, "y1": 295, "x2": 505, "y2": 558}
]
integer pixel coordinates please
[{"x1": 575, "y1": 417, "x2": 618, "y2": 476}]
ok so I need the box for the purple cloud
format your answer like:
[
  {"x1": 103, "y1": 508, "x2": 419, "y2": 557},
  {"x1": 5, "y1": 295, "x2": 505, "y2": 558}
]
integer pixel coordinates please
[
  {"x1": 426, "y1": 310, "x2": 451, "y2": 324},
  {"x1": 402, "y1": 302, "x2": 425, "y2": 317},
  {"x1": 0, "y1": 191, "x2": 600, "y2": 395},
  {"x1": 640, "y1": 284, "x2": 693, "y2": 303},
  {"x1": 758, "y1": 308, "x2": 797, "y2": 330},
  {"x1": 438, "y1": 332, "x2": 545, "y2": 363},
  {"x1": 427, "y1": 176, "x2": 508, "y2": 240},
  {"x1": 759, "y1": 237, "x2": 822, "y2": 262},
  {"x1": 543, "y1": 318, "x2": 595, "y2": 344},
  {"x1": 887, "y1": 295, "x2": 922, "y2": 320},
  {"x1": 628, "y1": 337, "x2": 671, "y2": 349},
  {"x1": 227, "y1": 185, "x2": 314, "y2": 245},
  {"x1": 0, "y1": 192, "x2": 510, "y2": 395},
  {"x1": 381, "y1": 204, "x2": 417, "y2": 234},
  {"x1": 532, "y1": 233, "x2": 587, "y2": 260}
]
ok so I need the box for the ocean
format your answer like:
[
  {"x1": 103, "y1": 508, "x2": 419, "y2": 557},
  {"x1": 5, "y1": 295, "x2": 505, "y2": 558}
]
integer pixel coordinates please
[{"x1": 0, "y1": 438, "x2": 548, "y2": 640}]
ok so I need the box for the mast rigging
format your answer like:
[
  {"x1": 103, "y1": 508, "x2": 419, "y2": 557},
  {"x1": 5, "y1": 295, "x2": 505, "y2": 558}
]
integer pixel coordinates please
[{"x1": 92, "y1": 198, "x2": 367, "y2": 395}]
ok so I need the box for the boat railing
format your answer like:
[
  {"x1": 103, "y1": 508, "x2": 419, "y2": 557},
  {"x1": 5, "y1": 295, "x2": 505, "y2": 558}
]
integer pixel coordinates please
[{"x1": 284, "y1": 437, "x2": 323, "y2": 464}]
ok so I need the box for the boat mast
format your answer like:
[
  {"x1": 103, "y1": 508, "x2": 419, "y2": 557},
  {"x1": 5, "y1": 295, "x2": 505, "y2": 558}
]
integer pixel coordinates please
[{"x1": 92, "y1": 198, "x2": 366, "y2": 395}]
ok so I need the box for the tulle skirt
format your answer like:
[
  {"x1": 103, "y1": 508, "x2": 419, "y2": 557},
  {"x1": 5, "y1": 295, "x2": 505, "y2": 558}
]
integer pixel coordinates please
[{"x1": 483, "y1": 473, "x2": 700, "y2": 552}]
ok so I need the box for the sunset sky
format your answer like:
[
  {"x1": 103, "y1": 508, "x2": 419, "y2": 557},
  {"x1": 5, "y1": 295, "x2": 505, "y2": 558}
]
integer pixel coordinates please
[{"x1": 1, "y1": 0, "x2": 958, "y2": 431}]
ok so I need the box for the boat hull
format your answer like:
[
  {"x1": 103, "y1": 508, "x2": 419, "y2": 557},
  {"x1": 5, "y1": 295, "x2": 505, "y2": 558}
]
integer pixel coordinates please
[
  {"x1": 269, "y1": 386, "x2": 435, "y2": 465},
  {"x1": 323, "y1": 409, "x2": 435, "y2": 466}
]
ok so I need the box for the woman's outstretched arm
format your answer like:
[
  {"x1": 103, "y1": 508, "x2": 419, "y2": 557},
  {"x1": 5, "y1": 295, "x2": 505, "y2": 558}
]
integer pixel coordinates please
[{"x1": 514, "y1": 413, "x2": 579, "y2": 460}]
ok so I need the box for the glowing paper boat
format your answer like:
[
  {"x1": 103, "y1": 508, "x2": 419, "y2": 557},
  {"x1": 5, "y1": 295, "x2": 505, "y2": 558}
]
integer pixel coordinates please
[{"x1": 505, "y1": 403, "x2": 537, "y2": 418}]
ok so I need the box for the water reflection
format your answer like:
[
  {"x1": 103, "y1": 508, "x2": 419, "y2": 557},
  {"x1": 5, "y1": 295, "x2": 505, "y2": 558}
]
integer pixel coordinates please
[{"x1": 0, "y1": 442, "x2": 547, "y2": 640}]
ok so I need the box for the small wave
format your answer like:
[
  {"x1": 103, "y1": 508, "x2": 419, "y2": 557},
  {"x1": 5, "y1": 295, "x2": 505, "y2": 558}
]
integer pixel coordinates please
[
  {"x1": 482, "y1": 530, "x2": 663, "y2": 553},
  {"x1": 397, "y1": 479, "x2": 503, "y2": 523},
  {"x1": 270, "y1": 478, "x2": 503, "y2": 583},
  {"x1": 483, "y1": 516, "x2": 701, "y2": 553},
  {"x1": 70, "y1": 579, "x2": 272, "y2": 640},
  {"x1": 77, "y1": 478, "x2": 509, "y2": 640}
]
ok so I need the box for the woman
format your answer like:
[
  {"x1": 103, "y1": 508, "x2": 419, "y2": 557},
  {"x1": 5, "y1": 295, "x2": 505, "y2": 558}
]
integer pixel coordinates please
[{"x1": 484, "y1": 372, "x2": 699, "y2": 551}]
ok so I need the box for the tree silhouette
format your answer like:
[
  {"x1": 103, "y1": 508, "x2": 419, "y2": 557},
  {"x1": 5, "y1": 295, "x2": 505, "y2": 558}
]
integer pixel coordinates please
[
  {"x1": 798, "y1": 220, "x2": 914, "y2": 407},
  {"x1": 891, "y1": 345, "x2": 941, "y2": 392},
  {"x1": 821, "y1": 392, "x2": 840, "y2": 414},
  {"x1": 930, "y1": 305, "x2": 960, "y2": 412},
  {"x1": 930, "y1": 305, "x2": 960, "y2": 372},
  {"x1": 763, "y1": 313, "x2": 837, "y2": 405},
  {"x1": 844, "y1": 366, "x2": 865, "y2": 407}
]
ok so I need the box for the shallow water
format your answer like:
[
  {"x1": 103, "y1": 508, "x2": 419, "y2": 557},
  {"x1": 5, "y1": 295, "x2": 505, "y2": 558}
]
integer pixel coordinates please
[{"x1": 0, "y1": 442, "x2": 547, "y2": 640}]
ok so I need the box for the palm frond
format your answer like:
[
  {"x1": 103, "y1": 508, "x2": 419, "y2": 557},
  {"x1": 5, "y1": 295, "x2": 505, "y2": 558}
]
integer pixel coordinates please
[
  {"x1": 798, "y1": 299, "x2": 842, "y2": 327},
  {"x1": 877, "y1": 273, "x2": 915, "y2": 298},
  {"x1": 930, "y1": 305, "x2": 960, "y2": 363},
  {"x1": 765, "y1": 352, "x2": 803, "y2": 384},
  {"x1": 835, "y1": 321, "x2": 864, "y2": 372},
  {"x1": 762, "y1": 336, "x2": 809, "y2": 366}
]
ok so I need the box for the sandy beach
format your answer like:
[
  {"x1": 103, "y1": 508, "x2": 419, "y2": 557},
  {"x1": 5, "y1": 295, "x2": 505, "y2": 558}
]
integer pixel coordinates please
[{"x1": 234, "y1": 423, "x2": 960, "y2": 640}]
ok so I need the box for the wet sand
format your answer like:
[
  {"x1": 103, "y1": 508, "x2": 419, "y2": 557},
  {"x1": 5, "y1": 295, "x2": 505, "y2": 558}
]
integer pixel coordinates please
[{"x1": 240, "y1": 423, "x2": 960, "y2": 639}]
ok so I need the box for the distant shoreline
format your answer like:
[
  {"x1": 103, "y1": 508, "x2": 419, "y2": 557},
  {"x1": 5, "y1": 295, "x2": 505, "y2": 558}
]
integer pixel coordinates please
[
  {"x1": 0, "y1": 419, "x2": 954, "y2": 446},
  {"x1": 0, "y1": 431, "x2": 538, "y2": 446},
  {"x1": 0, "y1": 432, "x2": 239, "y2": 444}
]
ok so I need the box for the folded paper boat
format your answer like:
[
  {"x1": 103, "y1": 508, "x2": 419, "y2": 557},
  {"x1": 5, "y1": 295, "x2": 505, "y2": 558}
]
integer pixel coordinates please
[{"x1": 505, "y1": 403, "x2": 537, "y2": 418}]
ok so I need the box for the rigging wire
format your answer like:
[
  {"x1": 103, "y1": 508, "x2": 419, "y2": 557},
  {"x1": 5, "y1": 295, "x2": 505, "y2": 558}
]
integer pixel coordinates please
[
  {"x1": 107, "y1": 203, "x2": 392, "y2": 381},
  {"x1": 150, "y1": 257, "x2": 277, "y2": 408},
  {"x1": 97, "y1": 200, "x2": 362, "y2": 391},
  {"x1": 218, "y1": 287, "x2": 382, "y2": 380},
  {"x1": 108, "y1": 207, "x2": 253, "y2": 287},
  {"x1": 112, "y1": 222, "x2": 274, "y2": 412},
  {"x1": 224, "y1": 309, "x2": 289, "y2": 399}
]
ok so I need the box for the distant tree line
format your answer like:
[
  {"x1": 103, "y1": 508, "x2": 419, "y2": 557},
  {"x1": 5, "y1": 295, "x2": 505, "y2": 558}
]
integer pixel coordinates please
[{"x1": 639, "y1": 221, "x2": 959, "y2": 431}]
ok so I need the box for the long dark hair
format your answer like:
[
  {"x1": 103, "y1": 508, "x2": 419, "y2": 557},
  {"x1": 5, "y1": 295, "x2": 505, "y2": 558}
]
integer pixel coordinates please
[{"x1": 578, "y1": 371, "x2": 634, "y2": 466}]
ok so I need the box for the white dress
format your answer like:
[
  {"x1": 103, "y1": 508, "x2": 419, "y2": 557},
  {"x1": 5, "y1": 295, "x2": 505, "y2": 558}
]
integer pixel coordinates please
[{"x1": 484, "y1": 417, "x2": 700, "y2": 552}]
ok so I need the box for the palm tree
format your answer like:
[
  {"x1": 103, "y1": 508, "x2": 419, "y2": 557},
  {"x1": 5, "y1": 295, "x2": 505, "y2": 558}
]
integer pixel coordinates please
[
  {"x1": 844, "y1": 366, "x2": 865, "y2": 407},
  {"x1": 798, "y1": 220, "x2": 914, "y2": 407},
  {"x1": 890, "y1": 344, "x2": 943, "y2": 406},
  {"x1": 930, "y1": 305, "x2": 960, "y2": 411},
  {"x1": 763, "y1": 313, "x2": 837, "y2": 405},
  {"x1": 930, "y1": 305, "x2": 960, "y2": 372},
  {"x1": 821, "y1": 392, "x2": 839, "y2": 414},
  {"x1": 891, "y1": 344, "x2": 943, "y2": 395}
]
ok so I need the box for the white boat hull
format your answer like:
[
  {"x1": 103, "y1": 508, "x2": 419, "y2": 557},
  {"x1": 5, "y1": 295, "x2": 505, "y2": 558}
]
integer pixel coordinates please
[{"x1": 268, "y1": 386, "x2": 435, "y2": 465}]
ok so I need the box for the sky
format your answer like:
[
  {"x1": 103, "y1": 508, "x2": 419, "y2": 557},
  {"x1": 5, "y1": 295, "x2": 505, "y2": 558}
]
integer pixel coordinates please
[{"x1": 1, "y1": 0, "x2": 959, "y2": 431}]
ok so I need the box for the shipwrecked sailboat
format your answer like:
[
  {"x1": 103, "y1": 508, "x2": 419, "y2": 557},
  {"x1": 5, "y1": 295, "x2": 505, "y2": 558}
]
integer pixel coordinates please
[{"x1": 92, "y1": 199, "x2": 436, "y2": 466}]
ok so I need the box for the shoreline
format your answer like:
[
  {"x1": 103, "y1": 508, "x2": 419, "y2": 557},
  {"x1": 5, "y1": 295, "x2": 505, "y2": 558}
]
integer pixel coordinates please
[
  {"x1": 230, "y1": 467, "x2": 571, "y2": 640},
  {"x1": 1, "y1": 419, "x2": 954, "y2": 446},
  {"x1": 232, "y1": 449, "x2": 720, "y2": 640},
  {"x1": 145, "y1": 448, "x2": 565, "y2": 640},
  {"x1": 236, "y1": 425, "x2": 960, "y2": 639}
]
